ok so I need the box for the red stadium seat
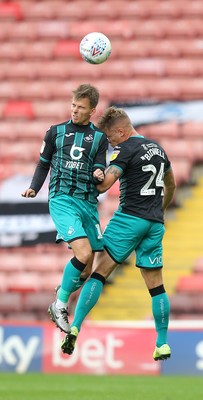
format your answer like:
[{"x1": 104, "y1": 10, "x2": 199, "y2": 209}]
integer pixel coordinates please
[
  {"x1": 40, "y1": 273, "x2": 63, "y2": 292},
  {"x1": 176, "y1": 274, "x2": 203, "y2": 292},
  {"x1": 24, "y1": 292, "x2": 54, "y2": 312},
  {"x1": 7, "y1": 273, "x2": 40, "y2": 293},
  {"x1": 165, "y1": 59, "x2": 198, "y2": 77},
  {"x1": 182, "y1": 122, "x2": 203, "y2": 138},
  {"x1": 182, "y1": 1, "x2": 203, "y2": 16},
  {"x1": 170, "y1": 293, "x2": 203, "y2": 314},
  {"x1": 178, "y1": 79, "x2": 203, "y2": 100},
  {"x1": 0, "y1": 292, "x2": 22, "y2": 313},
  {"x1": 0, "y1": 253, "x2": 24, "y2": 272},
  {"x1": 170, "y1": 159, "x2": 192, "y2": 186},
  {"x1": 3, "y1": 101, "x2": 34, "y2": 119},
  {"x1": 0, "y1": 2, "x2": 22, "y2": 21},
  {"x1": 193, "y1": 257, "x2": 203, "y2": 273},
  {"x1": 112, "y1": 39, "x2": 151, "y2": 59},
  {"x1": 141, "y1": 121, "x2": 180, "y2": 140},
  {"x1": 146, "y1": 78, "x2": 181, "y2": 100},
  {"x1": 53, "y1": 40, "x2": 80, "y2": 59},
  {"x1": 160, "y1": 138, "x2": 196, "y2": 164},
  {"x1": 33, "y1": 101, "x2": 69, "y2": 120}
]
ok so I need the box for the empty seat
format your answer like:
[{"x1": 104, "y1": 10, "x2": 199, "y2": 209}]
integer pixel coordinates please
[
  {"x1": 24, "y1": 292, "x2": 53, "y2": 312},
  {"x1": 0, "y1": 292, "x2": 22, "y2": 313},
  {"x1": 20, "y1": 0, "x2": 57, "y2": 20},
  {"x1": 53, "y1": 40, "x2": 80, "y2": 59},
  {"x1": 150, "y1": 39, "x2": 181, "y2": 58},
  {"x1": 176, "y1": 274, "x2": 203, "y2": 292},
  {"x1": 0, "y1": 2, "x2": 22, "y2": 21},
  {"x1": 179, "y1": 78, "x2": 203, "y2": 100},
  {"x1": 7, "y1": 20, "x2": 69, "y2": 40},
  {"x1": 0, "y1": 140, "x2": 40, "y2": 162},
  {"x1": 181, "y1": 121, "x2": 203, "y2": 138},
  {"x1": 147, "y1": 78, "x2": 181, "y2": 100},
  {"x1": 0, "y1": 120, "x2": 49, "y2": 140},
  {"x1": 142, "y1": 121, "x2": 180, "y2": 140},
  {"x1": 171, "y1": 159, "x2": 192, "y2": 186},
  {"x1": 3, "y1": 101, "x2": 34, "y2": 119},
  {"x1": 130, "y1": 58, "x2": 165, "y2": 77},
  {"x1": 0, "y1": 253, "x2": 24, "y2": 272},
  {"x1": 33, "y1": 101, "x2": 69, "y2": 120},
  {"x1": 170, "y1": 292, "x2": 203, "y2": 314},
  {"x1": 160, "y1": 138, "x2": 196, "y2": 163},
  {"x1": 23, "y1": 41, "x2": 55, "y2": 59},
  {"x1": 193, "y1": 257, "x2": 203, "y2": 273},
  {"x1": 7, "y1": 273, "x2": 40, "y2": 293},
  {"x1": 40, "y1": 273, "x2": 63, "y2": 291},
  {"x1": 182, "y1": 1, "x2": 203, "y2": 16},
  {"x1": 165, "y1": 59, "x2": 199, "y2": 77},
  {"x1": 24, "y1": 253, "x2": 67, "y2": 272},
  {"x1": 164, "y1": 19, "x2": 199, "y2": 38},
  {"x1": 112, "y1": 39, "x2": 151, "y2": 59}
]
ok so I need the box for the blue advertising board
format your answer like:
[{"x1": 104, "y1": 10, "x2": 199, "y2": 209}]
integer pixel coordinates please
[
  {"x1": 161, "y1": 330, "x2": 203, "y2": 375},
  {"x1": 0, "y1": 325, "x2": 43, "y2": 373}
]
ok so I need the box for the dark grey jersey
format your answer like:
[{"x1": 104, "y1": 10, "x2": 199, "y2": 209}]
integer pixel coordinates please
[{"x1": 109, "y1": 135, "x2": 171, "y2": 223}]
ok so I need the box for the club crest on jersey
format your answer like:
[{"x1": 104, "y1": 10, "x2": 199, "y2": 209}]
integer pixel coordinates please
[
  {"x1": 67, "y1": 226, "x2": 75, "y2": 235},
  {"x1": 84, "y1": 134, "x2": 93, "y2": 142},
  {"x1": 40, "y1": 140, "x2": 46, "y2": 154},
  {"x1": 110, "y1": 150, "x2": 120, "y2": 161}
]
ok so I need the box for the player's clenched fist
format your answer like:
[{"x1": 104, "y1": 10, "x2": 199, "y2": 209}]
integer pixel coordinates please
[{"x1": 21, "y1": 188, "x2": 36, "y2": 198}]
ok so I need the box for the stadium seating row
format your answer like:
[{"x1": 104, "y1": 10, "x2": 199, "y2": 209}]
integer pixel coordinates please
[
  {"x1": 2, "y1": 1, "x2": 203, "y2": 22},
  {"x1": 1, "y1": 59, "x2": 203, "y2": 80},
  {"x1": 1, "y1": 39, "x2": 203, "y2": 60},
  {"x1": 1, "y1": 78, "x2": 203, "y2": 102},
  {"x1": 1, "y1": 20, "x2": 203, "y2": 42}
]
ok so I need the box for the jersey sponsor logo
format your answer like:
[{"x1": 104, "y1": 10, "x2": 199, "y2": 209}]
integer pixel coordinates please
[
  {"x1": 84, "y1": 134, "x2": 93, "y2": 142},
  {"x1": 149, "y1": 256, "x2": 162, "y2": 265},
  {"x1": 70, "y1": 144, "x2": 85, "y2": 160},
  {"x1": 40, "y1": 140, "x2": 46, "y2": 154},
  {"x1": 65, "y1": 160, "x2": 84, "y2": 170},
  {"x1": 65, "y1": 132, "x2": 75, "y2": 138}
]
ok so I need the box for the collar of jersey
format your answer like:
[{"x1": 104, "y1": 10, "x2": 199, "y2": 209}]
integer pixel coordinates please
[{"x1": 131, "y1": 134, "x2": 144, "y2": 138}]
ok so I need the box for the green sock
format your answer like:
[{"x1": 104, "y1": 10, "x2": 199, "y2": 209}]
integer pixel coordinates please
[
  {"x1": 71, "y1": 276, "x2": 105, "y2": 331},
  {"x1": 58, "y1": 259, "x2": 86, "y2": 303},
  {"x1": 152, "y1": 292, "x2": 170, "y2": 347}
]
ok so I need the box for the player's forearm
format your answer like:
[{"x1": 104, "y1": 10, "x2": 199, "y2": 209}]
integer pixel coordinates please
[
  {"x1": 97, "y1": 165, "x2": 121, "y2": 193},
  {"x1": 162, "y1": 185, "x2": 176, "y2": 211},
  {"x1": 30, "y1": 160, "x2": 50, "y2": 194}
]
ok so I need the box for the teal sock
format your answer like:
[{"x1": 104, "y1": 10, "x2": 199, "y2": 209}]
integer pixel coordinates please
[
  {"x1": 58, "y1": 258, "x2": 86, "y2": 303},
  {"x1": 71, "y1": 274, "x2": 105, "y2": 331},
  {"x1": 151, "y1": 290, "x2": 170, "y2": 347}
]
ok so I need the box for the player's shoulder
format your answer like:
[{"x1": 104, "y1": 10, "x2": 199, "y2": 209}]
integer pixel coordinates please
[{"x1": 90, "y1": 122, "x2": 105, "y2": 135}]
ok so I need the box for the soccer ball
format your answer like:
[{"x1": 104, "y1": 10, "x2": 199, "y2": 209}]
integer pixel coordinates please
[{"x1": 80, "y1": 32, "x2": 111, "y2": 65}]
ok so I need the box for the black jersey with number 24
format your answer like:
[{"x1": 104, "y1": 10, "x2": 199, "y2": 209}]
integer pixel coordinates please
[{"x1": 109, "y1": 135, "x2": 171, "y2": 223}]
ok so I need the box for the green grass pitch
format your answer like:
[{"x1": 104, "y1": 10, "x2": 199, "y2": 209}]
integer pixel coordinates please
[{"x1": 0, "y1": 374, "x2": 203, "y2": 400}]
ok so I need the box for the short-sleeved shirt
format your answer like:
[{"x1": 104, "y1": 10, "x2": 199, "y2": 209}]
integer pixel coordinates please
[{"x1": 109, "y1": 135, "x2": 171, "y2": 223}]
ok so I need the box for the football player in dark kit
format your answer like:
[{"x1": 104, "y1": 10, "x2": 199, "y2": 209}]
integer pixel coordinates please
[
  {"x1": 22, "y1": 84, "x2": 108, "y2": 334},
  {"x1": 61, "y1": 106, "x2": 176, "y2": 361}
]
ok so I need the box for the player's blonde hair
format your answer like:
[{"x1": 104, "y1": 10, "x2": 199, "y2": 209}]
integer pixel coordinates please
[{"x1": 98, "y1": 106, "x2": 131, "y2": 131}]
